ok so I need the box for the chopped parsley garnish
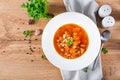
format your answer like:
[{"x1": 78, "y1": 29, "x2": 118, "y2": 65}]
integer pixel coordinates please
[
  {"x1": 66, "y1": 37, "x2": 73, "y2": 46},
  {"x1": 23, "y1": 30, "x2": 32, "y2": 37}
]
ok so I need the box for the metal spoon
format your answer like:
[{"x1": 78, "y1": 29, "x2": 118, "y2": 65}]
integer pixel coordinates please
[{"x1": 91, "y1": 30, "x2": 111, "y2": 71}]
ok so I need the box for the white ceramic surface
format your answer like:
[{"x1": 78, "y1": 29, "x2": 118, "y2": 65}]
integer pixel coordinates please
[
  {"x1": 98, "y1": 4, "x2": 112, "y2": 18},
  {"x1": 102, "y1": 16, "x2": 115, "y2": 28},
  {"x1": 42, "y1": 12, "x2": 101, "y2": 71}
]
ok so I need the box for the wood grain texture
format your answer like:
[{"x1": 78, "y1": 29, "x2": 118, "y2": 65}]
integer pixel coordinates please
[
  {"x1": 0, "y1": 0, "x2": 120, "y2": 80},
  {"x1": 96, "y1": 0, "x2": 120, "y2": 80}
]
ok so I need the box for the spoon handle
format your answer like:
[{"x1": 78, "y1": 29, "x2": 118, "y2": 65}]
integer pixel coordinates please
[{"x1": 91, "y1": 43, "x2": 104, "y2": 71}]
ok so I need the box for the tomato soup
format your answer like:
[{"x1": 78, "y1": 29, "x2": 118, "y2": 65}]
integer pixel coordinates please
[{"x1": 53, "y1": 23, "x2": 89, "y2": 59}]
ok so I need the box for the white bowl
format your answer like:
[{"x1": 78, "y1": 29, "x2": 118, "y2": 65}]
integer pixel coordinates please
[{"x1": 42, "y1": 12, "x2": 101, "y2": 71}]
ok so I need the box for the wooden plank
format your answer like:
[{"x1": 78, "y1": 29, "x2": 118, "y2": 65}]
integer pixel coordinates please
[
  {"x1": 0, "y1": 0, "x2": 65, "y2": 80},
  {"x1": 96, "y1": 0, "x2": 120, "y2": 80}
]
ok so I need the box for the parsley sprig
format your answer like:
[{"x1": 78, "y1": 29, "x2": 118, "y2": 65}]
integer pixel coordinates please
[
  {"x1": 82, "y1": 67, "x2": 88, "y2": 72},
  {"x1": 21, "y1": 0, "x2": 54, "y2": 20},
  {"x1": 41, "y1": 55, "x2": 47, "y2": 60},
  {"x1": 102, "y1": 47, "x2": 108, "y2": 54},
  {"x1": 23, "y1": 30, "x2": 32, "y2": 37},
  {"x1": 66, "y1": 37, "x2": 73, "y2": 46}
]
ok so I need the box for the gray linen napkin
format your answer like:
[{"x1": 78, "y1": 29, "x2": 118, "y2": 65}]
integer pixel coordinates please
[{"x1": 60, "y1": 0, "x2": 103, "y2": 80}]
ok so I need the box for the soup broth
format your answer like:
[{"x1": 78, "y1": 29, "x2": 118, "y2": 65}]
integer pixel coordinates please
[{"x1": 54, "y1": 23, "x2": 89, "y2": 59}]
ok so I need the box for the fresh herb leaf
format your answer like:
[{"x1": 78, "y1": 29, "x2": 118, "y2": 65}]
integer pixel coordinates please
[
  {"x1": 23, "y1": 30, "x2": 32, "y2": 37},
  {"x1": 82, "y1": 67, "x2": 88, "y2": 72},
  {"x1": 21, "y1": 0, "x2": 54, "y2": 20},
  {"x1": 41, "y1": 55, "x2": 47, "y2": 60},
  {"x1": 66, "y1": 37, "x2": 73, "y2": 46},
  {"x1": 102, "y1": 47, "x2": 108, "y2": 54},
  {"x1": 21, "y1": 3, "x2": 26, "y2": 8},
  {"x1": 44, "y1": 13, "x2": 54, "y2": 19}
]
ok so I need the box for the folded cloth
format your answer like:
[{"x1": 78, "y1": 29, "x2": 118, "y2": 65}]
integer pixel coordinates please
[{"x1": 60, "y1": 0, "x2": 103, "y2": 80}]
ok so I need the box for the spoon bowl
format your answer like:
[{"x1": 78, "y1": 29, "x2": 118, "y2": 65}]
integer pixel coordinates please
[{"x1": 101, "y1": 30, "x2": 111, "y2": 43}]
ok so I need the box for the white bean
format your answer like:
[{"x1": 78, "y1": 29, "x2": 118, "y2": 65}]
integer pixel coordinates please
[
  {"x1": 61, "y1": 49, "x2": 64, "y2": 52},
  {"x1": 63, "y1": 34, "x2": 66, "y2": 39},
  {"x1": 73, "y1": 46, "x2": 77, "y2": 49}
]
